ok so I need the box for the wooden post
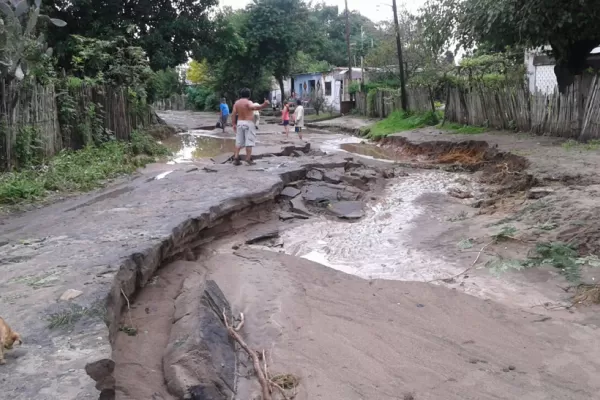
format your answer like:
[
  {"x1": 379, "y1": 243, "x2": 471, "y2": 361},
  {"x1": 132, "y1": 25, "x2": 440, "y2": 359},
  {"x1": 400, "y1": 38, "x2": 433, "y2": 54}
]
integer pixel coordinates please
[{"x1": 392, "y1": 0, "x2": 407, "y2": 112}]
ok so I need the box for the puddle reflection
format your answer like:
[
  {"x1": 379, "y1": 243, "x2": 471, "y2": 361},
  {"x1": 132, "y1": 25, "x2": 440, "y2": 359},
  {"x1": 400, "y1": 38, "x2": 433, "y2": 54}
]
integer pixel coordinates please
[{"x1": 163, "y1": 134, "x2": 236, "y2": 162}]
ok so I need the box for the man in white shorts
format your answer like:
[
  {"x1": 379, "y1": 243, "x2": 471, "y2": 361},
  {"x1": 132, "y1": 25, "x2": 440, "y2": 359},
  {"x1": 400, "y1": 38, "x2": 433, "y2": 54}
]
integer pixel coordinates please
[{"x1": 232, "y1": 88, "x2": 270, "y2": 165}]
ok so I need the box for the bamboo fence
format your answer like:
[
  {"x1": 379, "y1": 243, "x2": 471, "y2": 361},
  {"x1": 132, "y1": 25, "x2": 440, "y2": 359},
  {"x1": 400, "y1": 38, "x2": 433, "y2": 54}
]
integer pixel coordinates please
[
  {"x1": 354, "y1": 75, "x2": 600, "y2": 140},
  {"x1": 445, "y1": 76, "x2": 600, "y2": 139},
  {"x1": 0, "y1": 82, "x2": 154, "y2": 170}
]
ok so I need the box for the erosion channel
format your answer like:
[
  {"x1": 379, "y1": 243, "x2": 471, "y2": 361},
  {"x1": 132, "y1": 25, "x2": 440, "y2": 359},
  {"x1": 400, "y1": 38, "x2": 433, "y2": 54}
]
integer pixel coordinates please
[{"x1": 1, "y1": 113, "x2": 600, "y2": 400}]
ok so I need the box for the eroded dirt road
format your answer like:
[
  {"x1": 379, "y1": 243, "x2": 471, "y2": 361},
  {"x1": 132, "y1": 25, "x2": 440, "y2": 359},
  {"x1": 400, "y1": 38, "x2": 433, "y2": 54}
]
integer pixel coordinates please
[{"x1": 1, "y1": 110, "x2": 600, "y2": 400}]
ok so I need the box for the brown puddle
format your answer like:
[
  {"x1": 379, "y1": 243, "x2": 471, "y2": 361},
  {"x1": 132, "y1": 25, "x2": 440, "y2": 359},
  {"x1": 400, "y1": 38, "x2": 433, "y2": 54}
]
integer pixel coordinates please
[
  {"x1": 163, "y1": 134, "x2": 236, "y2": 161},
  {"x1": 340, "y1": 142, "x2": 399, "y2": 161}
]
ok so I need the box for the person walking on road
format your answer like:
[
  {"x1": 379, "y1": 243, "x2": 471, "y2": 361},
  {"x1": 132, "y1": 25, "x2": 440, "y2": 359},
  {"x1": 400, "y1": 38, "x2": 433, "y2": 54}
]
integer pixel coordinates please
[
  {"x1": 292, "y1": 99, "x2": 304, "y2": 140},
  {"x1": 231, "y1": 88, "x2": 270, "y2": 165},
  {"x1": 281, "y1": 102, "x2": 291, "y2": 138},
  {"x1": 219, "y1": 98, "x2": 229, "y2": 133}
]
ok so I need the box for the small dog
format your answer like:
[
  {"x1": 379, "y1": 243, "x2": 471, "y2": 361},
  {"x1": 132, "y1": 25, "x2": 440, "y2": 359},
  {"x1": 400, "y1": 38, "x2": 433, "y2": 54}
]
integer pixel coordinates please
[{"x1": 0, "y1": 317, "x2": 22, "y2": 365}]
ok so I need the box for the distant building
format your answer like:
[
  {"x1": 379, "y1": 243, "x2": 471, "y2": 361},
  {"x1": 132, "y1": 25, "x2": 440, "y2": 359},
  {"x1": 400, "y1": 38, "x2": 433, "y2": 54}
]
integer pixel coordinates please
[
  {"x1": 281, "y1": 67, "x2": 368, "y2": 113},
  {"x1": 268, "y1": 78, "x2": 292, "y2": 107},
  {"x1": 525, "y1": 46, "x2": 600, "y2": 94},
  {"x1": 175, "y1": 62, "x2": 192, "y2": 86}
]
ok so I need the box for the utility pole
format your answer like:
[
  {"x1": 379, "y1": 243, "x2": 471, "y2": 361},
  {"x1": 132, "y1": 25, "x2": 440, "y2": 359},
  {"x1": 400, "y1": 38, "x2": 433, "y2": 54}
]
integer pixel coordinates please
[
  {"x1": 392, "y1": 0, "x2": 407, "y2": 111},
  {"x1": 345, "y1": 0, "x2": 352, "y2": 101},
  {"x1": 361, "y1": 26, "x2": 365, "y2": 90}
]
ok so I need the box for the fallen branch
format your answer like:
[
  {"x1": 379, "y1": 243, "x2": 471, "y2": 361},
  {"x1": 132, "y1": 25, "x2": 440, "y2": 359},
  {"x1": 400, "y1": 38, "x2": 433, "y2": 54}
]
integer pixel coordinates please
[
  {"x1": 120, "y1": 288, "x2": 135, "y2": 328},
  {"x1": 223, "y1": 311, "x2": 272, "y2": 400},
  {"x1": 428, "y1": 241, "x2": 494, "y2": 283}
]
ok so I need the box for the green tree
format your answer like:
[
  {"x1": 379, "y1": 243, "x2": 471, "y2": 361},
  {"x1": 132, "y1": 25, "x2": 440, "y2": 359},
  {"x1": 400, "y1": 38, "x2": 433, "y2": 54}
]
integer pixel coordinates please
[
  {"x1": 201, "y1": 10, "x2": 272, "y2": 102},
  {"x1": 366, "y1": 10, "x2": 437, "y2": 80},
  {"x1": 43, "y1": 0, "x2": 219, "y2": 71},
  {"x1": 420, "y1": 0, "x2": 600, "y2": 93},
  {"x1": 187, "y1": 60, "x2": 208, "y2": 84},
  {"x1": 291, "y1": 51, "x2": 330, "y2": 75},
  {"x1": 244, "y1": 0, "x2": 309, "y2": 97},
  {"x1": 306, "y1": 4, "x2": 383, "y2": 68},
  {"x1": 69, "y1": 35, "x2": 151, "y2": 87},
  {"x1": 146, "y1": 69, "x2": 182, "y2": 103}
]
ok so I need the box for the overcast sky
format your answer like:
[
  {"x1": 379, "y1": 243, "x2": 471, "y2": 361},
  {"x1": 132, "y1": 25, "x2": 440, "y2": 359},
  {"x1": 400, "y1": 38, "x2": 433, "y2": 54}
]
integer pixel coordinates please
[{"x1": 219, "y1": 0, "x2": 427, "y2": 23}]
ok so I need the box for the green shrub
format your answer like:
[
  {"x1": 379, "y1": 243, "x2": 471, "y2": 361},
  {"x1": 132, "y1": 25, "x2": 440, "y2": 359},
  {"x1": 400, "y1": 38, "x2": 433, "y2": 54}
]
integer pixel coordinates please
[
  {"x1": 348, "y1": 82, "x2": 361, "y2": 95},
  {"x1": 204, "y1": 93, "x2": 219, "y2": 111},
  {"x1": 0, "y1": 132, "x2": 170, "y2": 205},
  {"x1": 186, "y1": 86, "x2": 212, "y2": 110},
  {"x1": 130, "y1": 130, "x2": 171, "y2": 157}
]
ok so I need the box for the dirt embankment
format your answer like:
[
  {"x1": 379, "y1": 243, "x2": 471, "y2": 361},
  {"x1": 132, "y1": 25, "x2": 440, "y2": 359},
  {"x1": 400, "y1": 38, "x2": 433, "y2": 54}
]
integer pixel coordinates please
[
  {"x1": 379, "y1": 136, "x2": 535, "y2": 198},
  {"x1": 377, "y1": 131, "x2": 600, "y2": 311}
]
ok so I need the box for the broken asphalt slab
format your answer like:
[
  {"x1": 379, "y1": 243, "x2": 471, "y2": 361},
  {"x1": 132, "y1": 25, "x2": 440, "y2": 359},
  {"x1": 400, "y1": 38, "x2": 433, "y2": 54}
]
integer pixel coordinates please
[
  {"x1": 0, "y1": 153, "x2": 354, "y2": 400},
  {"x1": 289, "y1": 196, "x2": 312, "y2": 217},
  {"x1": 328, "y1": 201, "x2": 365, "y2": 219}
]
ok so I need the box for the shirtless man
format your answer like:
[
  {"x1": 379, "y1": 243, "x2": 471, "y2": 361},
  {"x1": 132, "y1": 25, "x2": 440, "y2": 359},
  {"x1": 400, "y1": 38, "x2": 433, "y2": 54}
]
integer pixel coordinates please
[{"x1": 232, "y1": 88, "x2": 270, "y2": 165}]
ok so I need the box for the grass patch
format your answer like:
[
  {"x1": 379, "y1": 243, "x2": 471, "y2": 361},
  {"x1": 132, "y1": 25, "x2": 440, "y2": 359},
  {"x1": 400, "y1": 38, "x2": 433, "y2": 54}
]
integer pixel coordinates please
[
  {"x1": 440, "y1": 122, "x2": 487, "y2": 135},
  {"x1": 0, "y1": 131, "x2": 170, "y2": 205},
  {"x1": 530, "y1": 242, "x2": 583, "y2": 282},
  {"x1": 561, "y1": 139, "x2": 600, "y2": 151},
  {"x1": 485, "y1": 240, "x2": 600, "y2": 283},
  {"x1": 368, "y1": 110, "x2": 439, "y2": 139},
  {"x1": 491, "y1": 225, "x2": 518, "y2": 242},
  {"x1": 487, "y1": 258, "x2": 530, "y2": 276},
  {"x1": 47, "y1": 303, "x2": 107, "y2": 330},
  {"x1": 457, "y1": 238, "x2": 474, "y2": 249},
  {"x1": 10, "y1": 270, "x2": 60, "y2": 289}
]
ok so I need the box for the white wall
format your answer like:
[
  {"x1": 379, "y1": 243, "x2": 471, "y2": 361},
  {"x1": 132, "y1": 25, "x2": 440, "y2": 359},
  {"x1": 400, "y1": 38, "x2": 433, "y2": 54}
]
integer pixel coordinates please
[
  {"x1": 269, "y1": 78, "x2": 291, "y2": 105},
  {"x1": 323, "y1": 74, "x2": 341, "y2": 112},
  {"x1": 525, "y1": 46, "x2": 600, "y2": 95}
]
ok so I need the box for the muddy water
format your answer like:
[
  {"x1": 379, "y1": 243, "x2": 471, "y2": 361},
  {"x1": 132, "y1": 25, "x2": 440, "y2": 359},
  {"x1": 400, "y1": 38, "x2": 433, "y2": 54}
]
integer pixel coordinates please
[
  {"x1": 279, "y1": 170, "x2": 467, "y2": 280},
  {"x1": 161, "y1": 133, "x2": 236, "y2": 163},
  {"x1": 339, "y1": 142, "x2": 400, "y2": 161},
  {"x1": 160, "y1": 131, "x2": 393, "y2": 164},
  {"x1": 271, "y1": 170, "x2": 574, "y2": 312}
]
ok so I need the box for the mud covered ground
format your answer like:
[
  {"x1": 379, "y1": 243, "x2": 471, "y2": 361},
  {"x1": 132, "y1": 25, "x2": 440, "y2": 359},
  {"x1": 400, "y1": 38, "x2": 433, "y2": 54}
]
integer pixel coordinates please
[{"x1": 1, "y1": 111, "x2": 600, "y2": 400}]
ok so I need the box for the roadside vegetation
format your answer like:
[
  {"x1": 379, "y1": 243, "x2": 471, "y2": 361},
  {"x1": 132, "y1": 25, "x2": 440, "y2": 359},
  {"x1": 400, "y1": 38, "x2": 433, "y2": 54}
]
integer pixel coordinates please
[
  {"x1": 365, "y1": 110, "x2": 486, "y2": 139},
  {"x1": 367, "y1": 111, "x2": 440, "y2": 139},
  {"x1": 561, "y1": 139, "x2": 600, "y2": 151},
  {"x1": 440, "y1": 123, "x2": 487, "y2": 135},
  {"x1": 0, "y1": 131, "x2": 169, "y2": 205}
]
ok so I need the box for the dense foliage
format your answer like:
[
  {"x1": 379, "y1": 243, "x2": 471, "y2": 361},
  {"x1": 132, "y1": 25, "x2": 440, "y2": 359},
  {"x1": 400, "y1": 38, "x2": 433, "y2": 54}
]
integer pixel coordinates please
[
  {"x1": 420, "y1": 0, "x2": 600, "y2": 92},
  {"x1": 43, "y1": 0, "x2": 218, "y2": 71}
]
